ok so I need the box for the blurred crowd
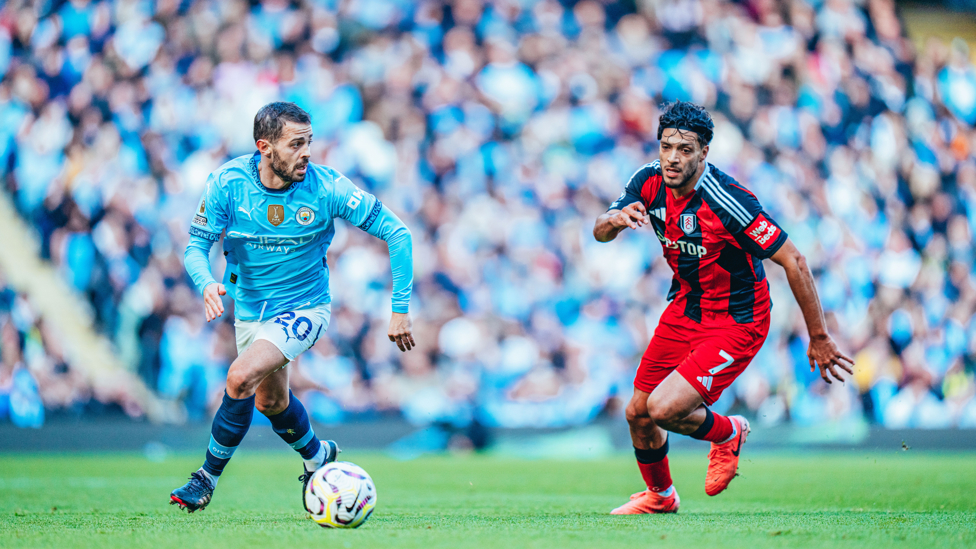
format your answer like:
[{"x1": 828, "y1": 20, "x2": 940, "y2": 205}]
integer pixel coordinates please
[
  {"x1": 1, "y1": 0, "x2": 975, "y2": 432},
  {"x1": 0, "y1": 276, "x2": 92, "y2": 427}
]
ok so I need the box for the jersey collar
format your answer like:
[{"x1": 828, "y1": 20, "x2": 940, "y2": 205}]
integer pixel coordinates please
[
  {"x1": 692, "y1": 161, "x2": 712, "y2": 192},
  {"x1": 248, "y1": 151, "x2": 299, "y2": 195}
]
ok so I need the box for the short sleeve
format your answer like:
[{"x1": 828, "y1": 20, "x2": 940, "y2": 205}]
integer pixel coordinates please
[
  {"x1": 189, "y1": 173, "x2": 228, "y2": 242},
  {"x1": 706, "y1": 182, "x2": 788, "y2": 259},
  {"x1": 735, "y1": 210, "x2": 788, "y2": 259},
  {"x1": 328, "y1": 171, "x2": 382, "y2": 231},
  {"x1": 609, "y1": 163, "x2": 655, "y2": 212}
]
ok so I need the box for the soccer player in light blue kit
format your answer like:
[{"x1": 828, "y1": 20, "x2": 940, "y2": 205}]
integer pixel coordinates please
[{"x1": 170, "y1": 102, "x2": 415, "y2": 513}]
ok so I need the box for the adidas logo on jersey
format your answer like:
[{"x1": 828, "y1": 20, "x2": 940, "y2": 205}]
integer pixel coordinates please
[
  {"x1": 697, "y1": 376, "x2": 713, "y2": 391},
  {"x1": 650, "y1": 207, "x2": 666, "y2": 221}
]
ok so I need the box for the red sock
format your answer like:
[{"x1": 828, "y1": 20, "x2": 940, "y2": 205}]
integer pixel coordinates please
[
  {"x1": 637, "y1": 456, "x2": 673, "y2": 493},
  {"x1": 699, "y1": 411, "x2": 734, "y2": 443}
]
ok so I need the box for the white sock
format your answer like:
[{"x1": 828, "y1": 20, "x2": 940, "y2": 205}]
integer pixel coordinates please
[
  {"x1": 198, "y1": 467, "x2": 218, "y2": 487},
  {"x1": 303, "y1": 442, "x2": 326, "y2": 472},
  {"x1": 654, "y1": 485, "x2": 674, "y2": 497}
]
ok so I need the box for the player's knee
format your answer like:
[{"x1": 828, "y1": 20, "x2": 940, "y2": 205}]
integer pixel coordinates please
[
  {"x1": 625, "y1": 403, "x2": 639, "y2": 425},
  {"x1": 647, "y1": 398, "x2": 683, "y2": 429},
  {"x1": 625, "y1": 398, "x2": 649, "y2": 425},
  {"x1": 225, "y1": 368, "x2": 256, "y2": 399},
  {"x1": 256, "y1": 394, "x2": 288, "y2": 416}
]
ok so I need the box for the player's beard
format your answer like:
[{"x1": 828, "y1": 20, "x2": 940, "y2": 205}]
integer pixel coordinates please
[
  {"x1": 662, "y1": 157, "x2": 700, "y2": 189},
  {"x1": 270, "y1": 147, "x2": 308, "y2": 183}
]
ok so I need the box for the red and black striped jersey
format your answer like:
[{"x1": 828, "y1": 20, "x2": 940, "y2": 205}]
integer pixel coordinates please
[{"x1": 609, "y1": 160, "x2": 788, "y2": 326}]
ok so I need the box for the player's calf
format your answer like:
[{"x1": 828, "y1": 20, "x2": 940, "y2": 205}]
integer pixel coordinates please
[
  {"x1": 169, "y1": 391, "x2": 254, "y2": 512},
  {"x1": 646, "y1": 389, "x2": 706, "y2": 435},
  {"x1": 265, "y1": 389, "x2": 334, "y2": 470},
  {"x1": 260, "y1": 389, "x2": 341, "y2": 512}
]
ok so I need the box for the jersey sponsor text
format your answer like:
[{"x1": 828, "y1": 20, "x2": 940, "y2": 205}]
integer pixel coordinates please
[
  {"x1": 656, "y1": 231, "x2": 707, "y2": 257},
  {"x1": 746, "y1": 214, "x2": 778, "y2": 248}
]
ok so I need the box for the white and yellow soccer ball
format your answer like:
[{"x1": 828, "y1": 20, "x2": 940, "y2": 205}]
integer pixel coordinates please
[{"x1": 305, "y1": 461, "x2": 376, "y2": 528}]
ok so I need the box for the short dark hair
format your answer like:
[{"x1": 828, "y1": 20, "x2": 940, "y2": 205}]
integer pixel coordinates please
[
  {"x1": 253, "y1": 102, "x2": 311, "y2": 143},
  {"x1": 657, "y1": 101, "x2": 714, "y2": 147}
]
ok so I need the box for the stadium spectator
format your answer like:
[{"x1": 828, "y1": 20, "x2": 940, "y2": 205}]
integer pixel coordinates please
[
  {"x1": 0, "y1": 0, "x2": 975, "y2": 431},
  {"x1": 0, "y1": 277, "x2": 94, "y2": 427}
]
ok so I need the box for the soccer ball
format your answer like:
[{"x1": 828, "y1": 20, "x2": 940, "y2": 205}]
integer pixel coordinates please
[{"x1": 304, "y1": 461, "x2": 376, "y2": 528}]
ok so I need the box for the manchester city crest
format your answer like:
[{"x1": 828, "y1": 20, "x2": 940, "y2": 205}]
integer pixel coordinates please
[
  {"x1": 296, "y1": 206, "x2": 315, "y2": 226},
  {"x1": 680, "y1": 213, "x2": 698, "y2": 235}
]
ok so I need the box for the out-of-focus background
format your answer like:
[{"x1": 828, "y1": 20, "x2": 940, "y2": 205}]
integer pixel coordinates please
[{"x1": 1, "y1": 0, "x2": 976, "y2": 454}]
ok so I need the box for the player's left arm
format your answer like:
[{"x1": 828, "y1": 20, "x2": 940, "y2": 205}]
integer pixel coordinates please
[
  {"x1": 769, "y1": 239, "x2": 854, "y2": 384},
  {"x1": 715, "y1": 182, "x2": 853, "y2": 383},
  {"x1": 329, "y1": 172, "x2": 415, "y2": 352}
]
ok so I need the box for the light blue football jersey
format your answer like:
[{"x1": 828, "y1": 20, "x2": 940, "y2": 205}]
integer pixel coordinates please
[{"x1": 185, "y1": 151, "x2": 412, "y2": 322}]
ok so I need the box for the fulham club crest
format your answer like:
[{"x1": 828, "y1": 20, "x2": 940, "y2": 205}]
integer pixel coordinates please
[{"x1": 680, "y1": 213, "x2": 698, "y2": 235}]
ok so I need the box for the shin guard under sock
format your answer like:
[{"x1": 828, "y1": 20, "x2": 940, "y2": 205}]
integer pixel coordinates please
[
  {"x1": 202, "y1": 391, "x2": 255, "y2": 477},
  {"x1": 634, "y1": 437, "x2": 672, "y2": 493},
  {"x1": 266, "y1": 390, "x2": 322, "y2": 461},
  {"x1": 688, "y1": 407, "x2": 734, "y2": 443}
]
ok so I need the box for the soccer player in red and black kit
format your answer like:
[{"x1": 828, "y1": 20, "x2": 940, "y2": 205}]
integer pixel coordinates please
[{"x1": 594, "y1": 101, "x2": 854, "y2": 514}]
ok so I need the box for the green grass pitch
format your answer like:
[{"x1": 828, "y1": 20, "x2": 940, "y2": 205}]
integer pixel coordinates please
[{"x1": 1, "y1": 450, "x2": 974, "y2": 548}]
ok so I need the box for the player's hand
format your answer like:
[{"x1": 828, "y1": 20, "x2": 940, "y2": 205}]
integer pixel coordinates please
[
  {"x1": 609, "y1": 202, "x2": 651, "y2": 230},
  {"x1": 388, "y1": 312, "x2": 415, "y2": 352},
  {"x1": 203, "y1": 283, "x2": 226, "y2": 322},
  {"x1": 808, "y1": 334, "x2": 854, "y2": 384}
]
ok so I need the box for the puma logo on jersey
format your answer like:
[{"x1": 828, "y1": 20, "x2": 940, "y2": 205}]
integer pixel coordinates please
[
  {"x1": 655, "y1": 231, "x2": 708, "y2": 257},
  {"x1": 238, "y1": 206, "x2": 256, "y2": 220},
  {"x1": 746, "y1": 214, "x2": 778, "y2": 248}
]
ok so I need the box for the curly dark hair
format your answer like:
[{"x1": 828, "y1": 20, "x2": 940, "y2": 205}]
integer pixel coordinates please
[
  {"x1": 253, "y1": 102, "x2": 311, "y2": 143},
  {"x1": 657, "y1": 101, "x2": 714, "y2": 147}
]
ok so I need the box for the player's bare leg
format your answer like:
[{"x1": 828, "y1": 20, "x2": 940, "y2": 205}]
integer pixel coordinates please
[
  {"x1": 611, "y1": 388, "x2": 680, "y2": 515},
  {"x1": 253, "y1": 358, "x2": 291, "y2": 414},
  {"x1": 226, "y1": 339, "x2": 289, "y2": 399},
  {"x1": 648, "y1": 372, "x2": 750, "y2": 496}
]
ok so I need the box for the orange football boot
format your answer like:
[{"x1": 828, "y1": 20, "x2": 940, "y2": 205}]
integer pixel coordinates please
[
  {"x1": 610, "y1": 488, "x2": 680, "y2": 515},
  {"x1": 704, "y1": 415, "x2": 750, "y2": 496}
]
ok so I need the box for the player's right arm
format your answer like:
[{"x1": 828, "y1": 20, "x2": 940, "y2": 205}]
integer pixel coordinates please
[
  {"x1": 327, "y1": 170, "x2": 416, "y2": 352},
  {"x1": 184, "y1": 173, "x2": 229, "y2": 322},
  {"x1": 593, "y1": 165, "x2": 653, "y2": 242},
  {"x1": 594, "y1": 203, "x2": 650, "y2": 242}
]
